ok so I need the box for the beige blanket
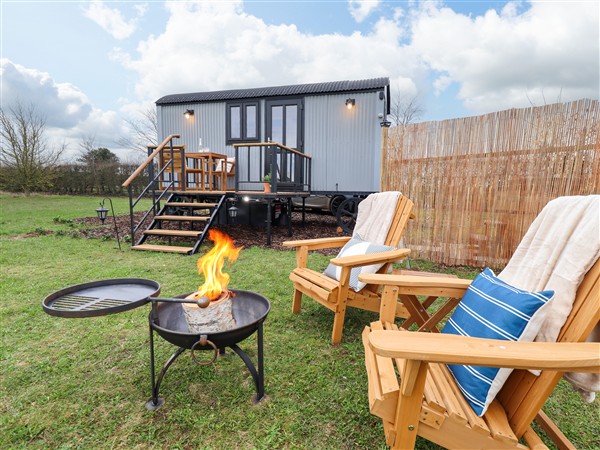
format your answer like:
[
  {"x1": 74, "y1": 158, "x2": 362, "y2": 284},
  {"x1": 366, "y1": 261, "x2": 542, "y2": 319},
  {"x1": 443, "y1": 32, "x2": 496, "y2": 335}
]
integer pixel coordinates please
[
  {"x1": 353, "y1": 191, "x2": 402, "y2": 245},
  {"x1": 499, "y1": 195, "x2": 600, "y2": 399}
]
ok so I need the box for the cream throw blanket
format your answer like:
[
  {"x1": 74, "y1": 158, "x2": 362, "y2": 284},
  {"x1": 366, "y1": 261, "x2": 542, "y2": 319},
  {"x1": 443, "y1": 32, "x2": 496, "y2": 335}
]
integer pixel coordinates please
[
  {"x1": 353, "y1": 191, "x2": 402, "y2": 245},
  {"x1": 499, "y1": 195, "x2": 600, "y2": 400}
]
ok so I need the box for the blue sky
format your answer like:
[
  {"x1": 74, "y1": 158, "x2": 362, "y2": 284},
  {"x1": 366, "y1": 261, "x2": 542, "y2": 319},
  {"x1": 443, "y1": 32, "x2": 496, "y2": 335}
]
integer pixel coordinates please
[{"x1": 1, "y1": 1, "x2": 598, "y2": 160}]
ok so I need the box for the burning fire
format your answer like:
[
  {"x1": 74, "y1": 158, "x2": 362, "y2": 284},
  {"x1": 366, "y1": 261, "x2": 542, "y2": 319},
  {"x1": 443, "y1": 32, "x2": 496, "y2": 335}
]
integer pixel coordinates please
[{"x1": 191, "y1": 230, "x2": 243, "y2": 302}]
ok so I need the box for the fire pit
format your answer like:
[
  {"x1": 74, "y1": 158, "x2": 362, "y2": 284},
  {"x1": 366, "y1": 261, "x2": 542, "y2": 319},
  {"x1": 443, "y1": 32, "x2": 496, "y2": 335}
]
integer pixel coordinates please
[
  {"x1": 147, "y1": 289, "x2": 270, "y2": 409},
  {"x1": 42, "y1": 279, "x2": 270, "y2": 409},
  {"x1": 42, "y1": 230, "x2": 269, "y2": 410}
]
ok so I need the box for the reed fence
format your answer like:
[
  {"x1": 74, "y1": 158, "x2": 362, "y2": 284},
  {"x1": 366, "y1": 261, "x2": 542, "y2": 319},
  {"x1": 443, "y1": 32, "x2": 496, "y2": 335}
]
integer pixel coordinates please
[{"x1": 382, "y1": 99, "x2": 599, "y2": 267}]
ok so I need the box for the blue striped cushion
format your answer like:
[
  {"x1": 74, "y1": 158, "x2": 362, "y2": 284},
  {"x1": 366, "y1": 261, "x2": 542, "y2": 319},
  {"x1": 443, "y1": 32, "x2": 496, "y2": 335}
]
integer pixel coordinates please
[{"x1": 442, "y1": 268, "x2": 554, "y2": 416}]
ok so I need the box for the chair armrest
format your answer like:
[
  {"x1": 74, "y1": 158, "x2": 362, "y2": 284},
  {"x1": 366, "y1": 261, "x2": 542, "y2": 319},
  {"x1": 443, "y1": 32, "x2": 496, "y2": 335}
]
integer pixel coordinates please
[
  {"x1": 331, "y1": 248, "x2": 410, "y2": 268},
  {"x1": 369, "y1": 331, "x2": 600, "y2": 373},
  {"x1": 359, "y1": 273, "x2": 472, "y2": 298},
  {"x1": 282, "y1": 236, "x2": 351, "y2": 250}
]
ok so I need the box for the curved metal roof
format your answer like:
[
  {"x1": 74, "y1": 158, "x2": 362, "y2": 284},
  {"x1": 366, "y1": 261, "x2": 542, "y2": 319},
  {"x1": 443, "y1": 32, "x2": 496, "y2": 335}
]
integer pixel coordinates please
[{"x1": 156, "y1": 77, "x2": 389, "y2": 105}]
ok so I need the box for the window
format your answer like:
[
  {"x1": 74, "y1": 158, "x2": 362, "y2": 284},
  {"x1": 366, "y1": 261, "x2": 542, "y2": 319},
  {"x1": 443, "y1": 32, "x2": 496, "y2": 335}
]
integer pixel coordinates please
[{"x1": 226, "y1": 101, "x2": 260, "y2": 144}]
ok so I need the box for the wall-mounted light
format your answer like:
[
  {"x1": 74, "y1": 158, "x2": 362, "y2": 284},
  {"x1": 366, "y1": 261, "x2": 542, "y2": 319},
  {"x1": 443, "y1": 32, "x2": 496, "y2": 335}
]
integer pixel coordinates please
[
  {"x1": 228, "y1": 199, "x2": 239, "y2": 225},
  {"x1": 380, "y1": 120, "x2": 392, "y2": 128},
  {"x1": 184, "y1": 109, "x2": 194, "y2": 119},
  {"x1": 228, "y1": 205, "x2": 239, "y2": 218},
  {"x1": 345, "y1": 98, "x2": 355, "y2": 110}
]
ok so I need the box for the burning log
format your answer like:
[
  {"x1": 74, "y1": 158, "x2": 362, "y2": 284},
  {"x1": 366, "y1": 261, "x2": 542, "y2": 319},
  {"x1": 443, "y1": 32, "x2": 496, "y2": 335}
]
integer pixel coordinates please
[
  {"x1": 183, "y1": 290, "x2": 236, "y2": 333},
  {"x1": 182, "y1": 230, "x2": 243, "y2": 334}
]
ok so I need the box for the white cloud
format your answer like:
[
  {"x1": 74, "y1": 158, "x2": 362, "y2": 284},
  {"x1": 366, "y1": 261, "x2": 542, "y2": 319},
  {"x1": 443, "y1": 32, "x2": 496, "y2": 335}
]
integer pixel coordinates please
[
  {"x1": 134, "y1": 3, "x2": 149, "y2": 17},
  {"x1": 1, "y1": 59, "x2": 92, "y2": 128},
  {"x1": 390, "y1": 75, "x2": 420, "y2": 102},
  {"x1": 0, "y1": 59, "x2": 130, "y2": 161},
  {"x1": 348, "y1": 0, "x2": 381, "y2": 22},
  {"x1": 115, "y1": 1, "x2": 424, "y2": 104},
  {"x1": 5, "y1": 0, "x2": 597, "y2": 160},
  {"x1": 82, "y1": 0, "x2": 141, "y2": 40},
  {"x1": 433, "y1": 75, "x2": 451, "y2": 95},
  {"x1": 409, "y1": 1, "x2": 599, "y2": 113},
  {"x1": 113, "y1": 0, "x2": 598, "y2": 120}
]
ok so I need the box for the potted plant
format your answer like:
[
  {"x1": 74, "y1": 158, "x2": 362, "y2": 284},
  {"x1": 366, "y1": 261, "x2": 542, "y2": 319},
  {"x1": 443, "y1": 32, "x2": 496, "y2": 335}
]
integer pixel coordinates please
[{"x1": 262, "y1": 173, "x2": 272, "y2": 193}]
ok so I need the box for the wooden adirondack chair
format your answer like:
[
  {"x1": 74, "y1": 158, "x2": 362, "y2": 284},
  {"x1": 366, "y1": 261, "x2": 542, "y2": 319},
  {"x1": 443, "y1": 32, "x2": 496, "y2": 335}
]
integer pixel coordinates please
[
  {"x1": 282, "y1": 193, "x2": 414, "y2": 344},
  {"x1": 361, "y1": 257, "x2": 600, "y2": 449}
]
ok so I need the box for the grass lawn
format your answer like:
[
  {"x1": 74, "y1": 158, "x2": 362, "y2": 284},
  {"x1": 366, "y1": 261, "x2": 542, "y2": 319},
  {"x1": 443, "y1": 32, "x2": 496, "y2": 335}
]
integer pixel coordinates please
[{"x1": 1, "y1": 193, "x2": 598, "y2": 449}]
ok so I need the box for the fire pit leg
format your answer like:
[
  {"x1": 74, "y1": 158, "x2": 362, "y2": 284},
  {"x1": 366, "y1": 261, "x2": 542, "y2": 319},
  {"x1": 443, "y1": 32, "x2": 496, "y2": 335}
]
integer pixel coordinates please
[
  {"x1": 146, "y1": 323, "x2": 186, "y2": 411},
  {"x1": 257, "y1": 321, "x2": 265, "y2": 402},
  {"x1": 229, "y1": 322, "x2": 265, "y2": 403}
]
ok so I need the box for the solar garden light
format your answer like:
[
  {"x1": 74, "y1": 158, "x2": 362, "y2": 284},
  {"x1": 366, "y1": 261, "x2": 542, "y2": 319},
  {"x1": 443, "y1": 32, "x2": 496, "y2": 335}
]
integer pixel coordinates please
[{"x1": 96, "y1": 198, "x2": 122, "y2": 251}]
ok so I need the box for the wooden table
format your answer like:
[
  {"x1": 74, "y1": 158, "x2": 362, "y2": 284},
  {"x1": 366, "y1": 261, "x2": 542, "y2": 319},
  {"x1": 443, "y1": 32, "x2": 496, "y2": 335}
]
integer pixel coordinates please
[{"x1": 185, "y1": 151, "x2": 228, "y2": 191}]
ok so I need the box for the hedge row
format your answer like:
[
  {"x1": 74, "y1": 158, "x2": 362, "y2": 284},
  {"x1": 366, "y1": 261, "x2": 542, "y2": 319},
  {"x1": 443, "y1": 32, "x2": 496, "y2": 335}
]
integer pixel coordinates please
[{"x1": 0, "y1": 163, "x2": 149, "y2": 196}]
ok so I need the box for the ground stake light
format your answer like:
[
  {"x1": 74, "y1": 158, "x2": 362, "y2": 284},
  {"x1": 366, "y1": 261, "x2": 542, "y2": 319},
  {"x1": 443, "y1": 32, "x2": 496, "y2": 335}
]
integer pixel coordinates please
[{"x1": 96, "y1": 198, "x2": 122, "y2": 251}]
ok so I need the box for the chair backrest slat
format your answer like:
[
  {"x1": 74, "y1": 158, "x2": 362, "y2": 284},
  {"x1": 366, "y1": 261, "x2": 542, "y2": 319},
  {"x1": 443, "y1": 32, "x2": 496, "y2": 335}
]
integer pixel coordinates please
[
  {"x1": 384, "y1": 196, "x2": 414, "y2": 247},
  {"x1": 498, "y1": 258, "x2": 600, "y2": 438}
]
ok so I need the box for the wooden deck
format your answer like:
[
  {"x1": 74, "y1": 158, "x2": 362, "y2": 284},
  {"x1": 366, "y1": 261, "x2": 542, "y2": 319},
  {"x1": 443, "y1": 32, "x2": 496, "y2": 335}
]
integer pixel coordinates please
[
  {"x1": 160, "y1": 190, "x2": 311, "y2": 249},
  {"x1": 123, "y1": 138, "x2": 312, "y2": 254},
  {"x1": 173, "y1": 190, "x2": 310, "y2": 198}
]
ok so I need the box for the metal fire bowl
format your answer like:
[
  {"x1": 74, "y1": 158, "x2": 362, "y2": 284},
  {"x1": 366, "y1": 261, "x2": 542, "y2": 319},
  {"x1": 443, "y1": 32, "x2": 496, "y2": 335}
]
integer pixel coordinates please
[{"x1": 150, "y1": 289, "x2": 270, "y2": 349}]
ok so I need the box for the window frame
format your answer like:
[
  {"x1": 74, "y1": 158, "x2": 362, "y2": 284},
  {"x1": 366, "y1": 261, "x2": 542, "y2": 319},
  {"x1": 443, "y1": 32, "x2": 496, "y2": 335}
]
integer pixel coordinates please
[{"x1": 226, "y1": 100, "x2": 261, "y2": 144}]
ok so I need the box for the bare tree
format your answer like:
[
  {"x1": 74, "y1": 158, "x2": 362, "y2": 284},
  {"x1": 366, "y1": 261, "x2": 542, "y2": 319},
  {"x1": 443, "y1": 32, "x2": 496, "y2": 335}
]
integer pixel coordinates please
[
  {"x1": 117, "y1": 105, "x2": 158, "y2": 155},
  {"x1": 78, "y1": 133, "x2": 98, "y2": 161},
  {"x1": 389, "y1": 92, "x2": 424, "y2": 126},
  {"x1": 0, "y1": 101, "x2": 65, "y2": 192}
]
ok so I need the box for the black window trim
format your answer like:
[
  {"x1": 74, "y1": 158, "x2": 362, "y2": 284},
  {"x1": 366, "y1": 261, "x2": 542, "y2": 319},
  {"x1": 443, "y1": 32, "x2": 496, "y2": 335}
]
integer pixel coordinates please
[{"x1": 226, "y1": 100, "x2": 261, "y2": 144}]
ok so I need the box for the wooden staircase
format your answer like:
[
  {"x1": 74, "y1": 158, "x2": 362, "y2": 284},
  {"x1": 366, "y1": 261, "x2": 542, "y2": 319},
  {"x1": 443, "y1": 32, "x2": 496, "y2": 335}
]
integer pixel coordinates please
[{"x1": 132, "y1": 192, "x2": 227, "y2": 255}]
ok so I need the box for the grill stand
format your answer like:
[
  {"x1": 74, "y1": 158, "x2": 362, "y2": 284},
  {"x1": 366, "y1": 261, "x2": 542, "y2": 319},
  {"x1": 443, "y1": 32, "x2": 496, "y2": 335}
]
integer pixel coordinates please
[{"x1": 145, "y1": 319, "x2": 265, "y2": 411}]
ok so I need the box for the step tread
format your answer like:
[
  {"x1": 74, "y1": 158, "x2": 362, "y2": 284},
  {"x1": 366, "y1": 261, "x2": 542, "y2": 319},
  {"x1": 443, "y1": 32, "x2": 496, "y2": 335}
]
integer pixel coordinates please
[
  {"x1": 156, "y1": 215, "x2": 209, "y2": 221},
  {"x1": 165, "y1": 202, "x2": 217, "y2": 208},
  {"x1": 132, "y1": 244, "x2": 193, "y2": 254},
  {"x1": 143, "y1": 229, "x2": 202, "y2": 237},
  {"x1": 172, "y1": 190, "x2": 228, "y2": 195}
]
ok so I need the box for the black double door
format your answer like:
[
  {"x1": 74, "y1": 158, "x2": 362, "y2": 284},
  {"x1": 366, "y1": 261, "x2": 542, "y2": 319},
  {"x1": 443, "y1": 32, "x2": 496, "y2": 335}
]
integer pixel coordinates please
[{"x1": 265, "y1": 98, "x2": 304, "y2": 185}]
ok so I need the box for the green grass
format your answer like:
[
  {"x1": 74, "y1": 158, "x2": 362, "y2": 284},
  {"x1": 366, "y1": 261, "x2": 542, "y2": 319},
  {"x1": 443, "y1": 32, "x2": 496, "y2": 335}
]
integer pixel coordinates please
[
  {"x1": 1, "y1": 194, "x2": 598, "y2": 449},
  {"x1": 0, "y1": 192, "x2": 145, "y2": 236}
]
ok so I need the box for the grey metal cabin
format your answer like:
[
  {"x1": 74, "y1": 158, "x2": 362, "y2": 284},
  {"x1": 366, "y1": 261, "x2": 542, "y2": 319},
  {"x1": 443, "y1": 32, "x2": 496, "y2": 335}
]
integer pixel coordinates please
[
  {"x1": 155, "y1": 77, "x2": 391, "y2": 194},
  {"x1": 121, "y1": 78, "x2": 391, "y2": 254}
]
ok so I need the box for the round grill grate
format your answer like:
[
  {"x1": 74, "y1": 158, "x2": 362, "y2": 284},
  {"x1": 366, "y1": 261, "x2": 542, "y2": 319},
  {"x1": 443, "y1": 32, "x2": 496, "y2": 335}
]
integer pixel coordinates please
[{"x1": 42, "y1": 278, "x2": 160, "y2": 318}]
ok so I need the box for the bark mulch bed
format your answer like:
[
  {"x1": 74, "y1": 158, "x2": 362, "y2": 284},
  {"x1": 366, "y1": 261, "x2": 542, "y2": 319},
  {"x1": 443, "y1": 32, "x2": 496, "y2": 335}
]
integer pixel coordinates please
[{"x1": 73, "y1": 211, "x2": 343, "y2": 254}]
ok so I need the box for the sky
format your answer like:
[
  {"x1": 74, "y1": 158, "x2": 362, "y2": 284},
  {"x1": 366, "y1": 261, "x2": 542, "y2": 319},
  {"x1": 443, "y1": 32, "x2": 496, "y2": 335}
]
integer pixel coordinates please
[{"x1": 1, "y1": 0, "x2": 598, "y2": 161}]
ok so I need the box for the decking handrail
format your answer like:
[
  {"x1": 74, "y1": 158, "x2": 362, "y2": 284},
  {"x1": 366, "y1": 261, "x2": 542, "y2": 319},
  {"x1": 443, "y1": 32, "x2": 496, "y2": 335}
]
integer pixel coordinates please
[
  {"x1": 233, "y1": 142, "x2": 312, "y2": 159},
  {"x1": 233, "y1": 141, "x2": 311, "y2": 193},
  {"x1": 122, "y1": 134, "x2": 181, "y2": 188}
]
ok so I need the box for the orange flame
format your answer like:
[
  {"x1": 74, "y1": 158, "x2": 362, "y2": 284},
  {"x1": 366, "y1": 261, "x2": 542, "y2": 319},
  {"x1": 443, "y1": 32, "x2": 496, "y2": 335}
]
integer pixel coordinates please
[{"x1": 193, "y1": 230, "x2": 243, "y2": 301}]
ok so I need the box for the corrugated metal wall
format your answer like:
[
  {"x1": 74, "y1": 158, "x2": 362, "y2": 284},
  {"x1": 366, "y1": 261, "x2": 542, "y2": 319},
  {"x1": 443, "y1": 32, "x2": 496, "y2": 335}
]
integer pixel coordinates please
[
  {"x1": 157, "y1": 91, "x2": 384, "y2": 193},
  {"x1": 158, "y1": 102, "x2": 232, "y2": 157},
  {"x1": 304, "y1": 92, "x2": 383, "y2": 192}
]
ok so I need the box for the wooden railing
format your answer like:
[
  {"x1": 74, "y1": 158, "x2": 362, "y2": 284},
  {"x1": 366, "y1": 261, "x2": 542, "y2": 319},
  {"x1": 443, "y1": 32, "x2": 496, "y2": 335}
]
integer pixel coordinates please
[
  {"x1": 122, "y1": 134, "x2": 182, "y2": 244},
  {"x1": 232, "y1": 142, "x2": 311, "y2": 193}
]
